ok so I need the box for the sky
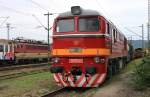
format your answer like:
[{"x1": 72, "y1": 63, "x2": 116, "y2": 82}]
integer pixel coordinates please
[{"x1": 0, "y1": 0, "x2": 148, "y2": 43}]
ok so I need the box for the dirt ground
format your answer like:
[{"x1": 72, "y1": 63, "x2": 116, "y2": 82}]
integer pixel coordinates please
[{"x1": 93, "y1": 72, "x2": 150, "y2": 97}]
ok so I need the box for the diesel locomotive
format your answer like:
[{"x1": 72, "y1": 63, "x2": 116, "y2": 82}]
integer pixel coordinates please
[{"x1": 50, "y1": 6, "x2": 129, "y2": 87}]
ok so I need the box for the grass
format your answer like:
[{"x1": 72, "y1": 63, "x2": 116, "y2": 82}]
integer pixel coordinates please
[
  {"x1": 0, "y1": 59, "x2": 148, "y2": 97},
  {"x1": 123, "y1": 58, "x2": 143, "y2": 73},
  {"x1": 0, "y1": 71, "x2": 58, "y2": 97},
  {"x1": 130, "y1": 57, "x2": 150, "y2": 90}
]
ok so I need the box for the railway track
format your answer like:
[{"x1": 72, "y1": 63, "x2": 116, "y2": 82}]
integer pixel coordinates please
[
  {"x1": 41, "y1": 87, "x2": 91, "y2": 97},
  {"x1": 0, "y1": 63, "x2": 50, "y2": 80},
  {"x1": 41, "y1": 87, "x2": 66, "y2": 97},
  {"x1": 0, "y1": 69, "x2": 48, "y2": 80},
  {"x1": 0, "y1": 63, "x2": 48, "y2": 71}
]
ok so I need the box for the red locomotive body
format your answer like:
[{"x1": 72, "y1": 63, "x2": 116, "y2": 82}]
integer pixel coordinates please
[
  {"x1": 0, "y1": 37, "x2": 48, "y2": 64},
  {"x1": 13, "y1": 38, "x2": 48, "y2": 63},
  {"x1": 50, "y1": 6, "x2": 128, "y2": 87}
]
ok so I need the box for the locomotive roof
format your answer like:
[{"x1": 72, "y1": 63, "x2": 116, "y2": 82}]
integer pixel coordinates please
[
  {"x1": 0, "y1": 39, "x2": 48, "y2": 45},
  {"x1": 58, "y1": 10, "x2": 101, "y2": 17}
]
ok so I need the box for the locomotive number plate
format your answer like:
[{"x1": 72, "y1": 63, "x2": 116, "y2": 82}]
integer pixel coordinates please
[
  {"x1": 69, "y1": 59, "x2": 83, "y2": 63},
  {"x1": 69, "y1": 48, "x2": 82, "y2": 53}
]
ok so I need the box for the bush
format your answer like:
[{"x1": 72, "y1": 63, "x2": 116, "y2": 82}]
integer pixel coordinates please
[{"x1": 131, "y1": 56, "x2": 150, "y2": 90}]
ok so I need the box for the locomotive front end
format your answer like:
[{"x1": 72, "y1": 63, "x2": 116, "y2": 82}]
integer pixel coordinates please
[{"x1": 50, "y1": 6, "x2": 111, "y2": 87}]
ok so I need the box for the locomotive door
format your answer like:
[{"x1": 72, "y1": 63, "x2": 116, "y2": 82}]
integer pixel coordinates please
[{"x1": 0, "y1": 44, "x2": 4, "y2": 60}]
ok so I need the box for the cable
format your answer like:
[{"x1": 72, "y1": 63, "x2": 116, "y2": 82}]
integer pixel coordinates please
[
  {"x1": 32, "y1": 14, "x2": 47, "y2": 30},
  {"x1": 0, "y1": 16, "x2": 9, "y2": 27},
  {"x1": 0, "y1": 4, "x2": 47, "y2": 30},
  {"x1": 0, "y1": 17, "x2": 9, "y2": 18},
  {"x1": 124, "y1": 27, "x2": 142, "y2": 38},
  {"x1": 25, "y1": 0, "x2": 49, "y2": 11},
  {"x1": 0, "y1": 4, "x2": 32, "y2": 16},
  {"x1": 95, "y1": 0, "x2": 110, "y2": 18},
  {"x1": 95, "y1": 0, "x2": 144, "y2": 40}
]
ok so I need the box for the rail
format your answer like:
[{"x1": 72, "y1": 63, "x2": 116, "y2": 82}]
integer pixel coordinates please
[
  {"x1": 0, "y1": 69, "x2": 48, "y2": 80},
  {"x1": 0, "y1": 63, "x2": 48, "y2": 71},
  {"x1": 41, "y1": 87, "x2": 66, "y2": 97}
]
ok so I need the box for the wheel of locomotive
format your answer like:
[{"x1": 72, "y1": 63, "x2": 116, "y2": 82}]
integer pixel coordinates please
[
  {"x1": 111, "y1": 59, "x2": 116, "y2": 75},
  {"x1": 106, "y1": 65, "x2": 113, "y2": 80},
  {"x1": 116, "y1": 59, "x2": 120, "y2": 73},
  {"x1": 118, "y1": 58, "x2": 123, "y2": 70},
  {"x1": 123, "y1": 57, "x2": 127, "y2": 68},
  {"x1": 14, "y1": 56, "x2": 20, "y2": 65},
  {"x1": 106, "y1": 60, "x2": 113, "y2": 79}
]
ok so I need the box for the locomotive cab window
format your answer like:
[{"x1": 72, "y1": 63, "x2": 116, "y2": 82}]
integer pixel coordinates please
[
  {"x1": 78, "y1": 17, "x2": 99, "y2": 32},
  {"x1": 56, "y1": 18, "x2": 74, "y2": 32}
]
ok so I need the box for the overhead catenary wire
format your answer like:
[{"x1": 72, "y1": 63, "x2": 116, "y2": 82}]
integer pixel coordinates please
[
  {"x1": 95, "y1": 0, "x2": 110, "y2": 17},
  {"x1": 95, "y1": 0, "x2": 144, "y2": 40},
  {"x1": 0, "y1": 4, "x2": 31, "y2": 16},
  {"x1": 32, "y1": 14, "x2": 47, "y2": 30},
  {"x1": 24, "y1": 0, "x2": 49, "y2": 12},
  {"x1": 0, "y1": 4, "x2": 47, "y2": 30},
  {"x1": 0, "y1": 17, "x2": 9, "y2": 18},
  {"x1": 0, "y1": 16, "x2": 9, "y2": 27},
  {"x1": 124, "y1": 27, "x2": 142, "y2": 38},
  {"x1": 0, "y1": 3, "x2": 58, "y2": 31}
]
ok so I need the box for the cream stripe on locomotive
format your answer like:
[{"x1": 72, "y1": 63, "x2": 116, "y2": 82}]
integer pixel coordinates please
[
  {"x1": 58, "y1": 74, "x2": 67, "y2": 87},
  {"x1": 53, "y1": 74, "x2": 59, "y2": 82},
  {"x1": 94, "y1": 73, "x2": 106, "y2": 87},
  {"x1": 78, "y1": 76, "x2": 86, "y2": 87},
  {"x1": 53, "y1": 34, "x2": 110, "y2": 38},
  {"x1": 68, "y1": 76, "x2": 75, "y2": 87},
  {"x1": 53, "y1": 73, "x2": 106, "y2": 87},
  {"x1": 86, "y1": 74, "x2": 99, "y2": 87}
]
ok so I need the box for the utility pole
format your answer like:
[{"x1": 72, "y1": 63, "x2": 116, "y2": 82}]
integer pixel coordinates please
[
  {"x1": 6, "y1": 23, "x2": 10, "y2": 40},
  {"x1": 130, "y1": 36, "x2": 133, "y2": 45},
  {"x1": 44, "y1": 12, "x2": 53, "y2": 64},
  {"x1": 139, "y1": 24, "x2": 144, "y2": 49},
  {"x1": 148, "y1": 0, "x2": 150, "y2": 52},
  {"x1": 142, "y1": 24, "x2": 144, "y2": 49}
]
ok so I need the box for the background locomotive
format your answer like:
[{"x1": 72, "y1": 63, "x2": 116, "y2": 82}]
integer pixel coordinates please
[
  {"x1": 50, "y1": 6, "x2": 131, "y2": 87},
  {"x1": 0, "y1": 37, "x2": 48, "y2": 65},
  {"x1": 134, "y1": 48, "x2": 145, "y2": 59}
]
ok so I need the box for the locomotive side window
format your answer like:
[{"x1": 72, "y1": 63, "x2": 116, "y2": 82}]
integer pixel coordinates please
[
  {"x1": 113, "y1": 29, "x2": 116, "y2": 43},
  {"x1": 79, "y1": 18, "x2": 99, "y2": 32},
  {"x1": 107, "y1": 23, "x2": 110, "y2": 34},
  {"x1": 116, "y1": 31, "x2": 118, "y2": 40},
  {"x1": 56, "y1": 19, "x2": 74, "y2": 32},
  {"x1": 0, "y1": 45, "x2": 3, "y2": 52}
]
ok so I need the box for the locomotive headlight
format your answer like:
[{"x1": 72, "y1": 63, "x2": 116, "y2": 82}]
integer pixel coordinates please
[
  {"x1": 100, "y1": 58, "x2": 105, "y2": 64},
  {"x1": 71, "y1": 6, "x2": 82, "y2": 15},
  {"x1": 94, "y1": 57, "x2": 100, "y2": 63},
  {"x1": 52, "y1": 57, "x2": 60, "y2": 63},
  {"x1": 94, "y1": 57, "x2": 106, "y2": 64}
]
